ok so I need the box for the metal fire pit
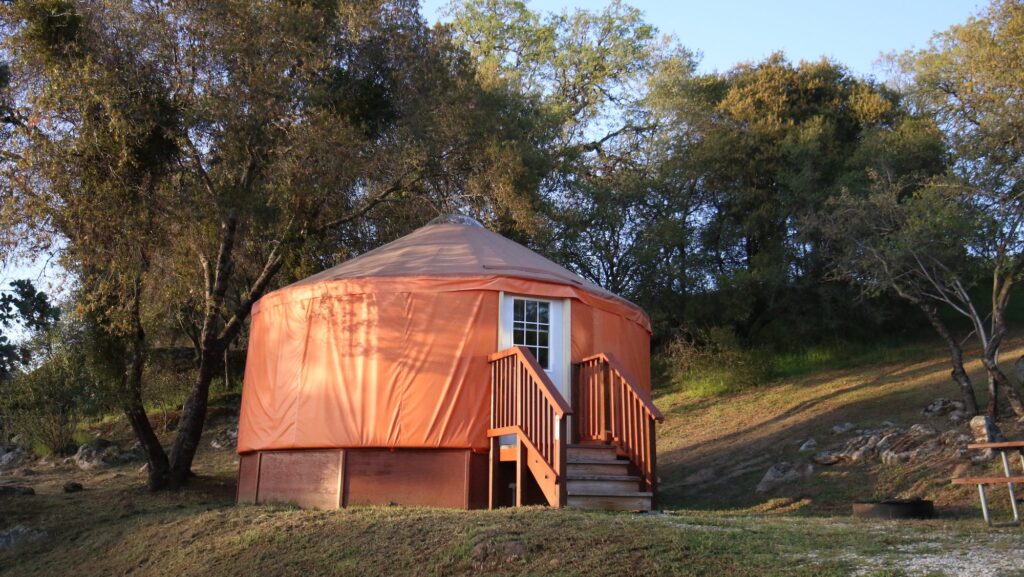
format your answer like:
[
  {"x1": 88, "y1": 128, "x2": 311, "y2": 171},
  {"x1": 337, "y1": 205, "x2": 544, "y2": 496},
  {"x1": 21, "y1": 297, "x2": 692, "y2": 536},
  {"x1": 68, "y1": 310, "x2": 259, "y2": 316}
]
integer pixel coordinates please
[{"x1": 852, "y1": 498, "x2": 934, "y2": 520}]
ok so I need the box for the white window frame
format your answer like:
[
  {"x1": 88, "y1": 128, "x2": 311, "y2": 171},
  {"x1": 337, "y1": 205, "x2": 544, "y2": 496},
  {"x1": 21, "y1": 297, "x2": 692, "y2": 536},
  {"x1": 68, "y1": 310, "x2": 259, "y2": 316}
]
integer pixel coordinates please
[{"x1": 498, "y1": 292, "x2": 572, "y2": 401}]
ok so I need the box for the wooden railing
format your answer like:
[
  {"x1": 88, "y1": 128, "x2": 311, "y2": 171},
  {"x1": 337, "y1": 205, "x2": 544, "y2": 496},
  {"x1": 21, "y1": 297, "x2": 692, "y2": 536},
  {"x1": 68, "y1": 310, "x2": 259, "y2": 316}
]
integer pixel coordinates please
[
  {"x1": 574, "y1": 352, "x2": 664, "y2": 494},
  {"x1": 488, "y1": 346, "x2": 572, "y2": 508}
]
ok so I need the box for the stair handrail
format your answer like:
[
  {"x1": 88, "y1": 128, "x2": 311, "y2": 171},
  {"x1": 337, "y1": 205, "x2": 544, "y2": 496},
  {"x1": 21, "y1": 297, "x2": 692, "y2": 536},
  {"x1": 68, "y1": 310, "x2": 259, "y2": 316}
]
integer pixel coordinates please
[
  {"x1": 488, "y1": 346, "x2": 571, "y2": 507},
  {"x1": 574, "y1": 352, "x2": 663, "y2": 495}
]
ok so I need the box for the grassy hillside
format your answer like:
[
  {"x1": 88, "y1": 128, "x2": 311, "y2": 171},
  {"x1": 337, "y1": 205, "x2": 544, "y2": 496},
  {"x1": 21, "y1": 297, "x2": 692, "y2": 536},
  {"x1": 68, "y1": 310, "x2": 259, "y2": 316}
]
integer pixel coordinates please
[
  {"x1": 655, "y1": 339, "x2": 1024, "y2": 513},
  {"x1": 4, "y1": 339, "x2": 1024, "y2": 576}
]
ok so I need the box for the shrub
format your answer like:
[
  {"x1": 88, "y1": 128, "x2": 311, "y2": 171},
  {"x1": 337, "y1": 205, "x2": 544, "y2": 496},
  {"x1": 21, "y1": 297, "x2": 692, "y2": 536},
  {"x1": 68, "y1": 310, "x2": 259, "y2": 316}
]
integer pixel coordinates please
[
  {"x1": 3, "y1": 350, "x2": 92, "y2": 454},
  {"x1": 662, "y1": 327, "x2": 772, "y2": 396}
]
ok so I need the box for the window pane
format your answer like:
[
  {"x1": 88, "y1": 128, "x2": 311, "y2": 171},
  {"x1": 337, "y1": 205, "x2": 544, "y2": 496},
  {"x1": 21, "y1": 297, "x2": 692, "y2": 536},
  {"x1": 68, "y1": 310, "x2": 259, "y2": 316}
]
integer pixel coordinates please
[
  {"x1": 525, "y1": 330, "x2": 537, "y2": 346},
  {"x1": 538, "y1": 302, "x2": 549, "y2": 324},
  {"x1": 538, "y1": 331, "x2": 548, "y2": 347},
  {"x1": 514, "y1": 299, "x2": 524, "y2": 321},
  {"x1": 525, "y1": 300, "x2": 537, "y2": 322},
  {"x1": 537, "y1": 348, "x2": 548, "y2": 368}
]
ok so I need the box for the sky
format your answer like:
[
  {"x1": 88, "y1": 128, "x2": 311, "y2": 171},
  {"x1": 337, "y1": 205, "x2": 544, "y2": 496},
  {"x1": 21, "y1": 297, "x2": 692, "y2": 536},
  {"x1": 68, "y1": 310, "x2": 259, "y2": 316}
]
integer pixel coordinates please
[{"x1": 421, "y1": 0, "x2": 985, "y2": 78}]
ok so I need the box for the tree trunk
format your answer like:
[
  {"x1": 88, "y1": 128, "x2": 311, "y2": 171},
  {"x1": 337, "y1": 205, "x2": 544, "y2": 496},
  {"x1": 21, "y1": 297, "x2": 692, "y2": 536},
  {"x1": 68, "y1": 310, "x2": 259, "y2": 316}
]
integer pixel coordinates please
[
  {"x1": 982, "y1": 287, "x2": 1024, "y2": 419},
  {"x1": 122, "y1": 291, "x2": 170, "y2": 490},
  {"x1": 919, "y1": 303, "x2": 979, "y2": 416},
  {"x1": 166, "y1": 347, "x2": 221, "y2": 488}
]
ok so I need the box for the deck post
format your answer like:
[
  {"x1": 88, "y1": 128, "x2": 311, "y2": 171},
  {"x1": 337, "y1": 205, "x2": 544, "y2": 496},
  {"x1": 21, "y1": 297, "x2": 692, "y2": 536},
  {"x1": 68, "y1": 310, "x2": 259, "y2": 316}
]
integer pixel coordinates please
[
  {"x1": 570, "y1": 364, "x2": 580, "y2": 443},
  {"x1": 515, "y1": 437, "x2": 526, "y2": 507},
  {"x1": 648, "y1": 417, "x2": 658, "y2": 507},
  {"x1": 488, "y1": 436, "x2": 499, "y2": 510},
  {"x1": 555, "y1": 414, "x2": 567, "y2": 508},
  {"x1": 602, "y1": 361, "x2": 612, "y2": 444}
]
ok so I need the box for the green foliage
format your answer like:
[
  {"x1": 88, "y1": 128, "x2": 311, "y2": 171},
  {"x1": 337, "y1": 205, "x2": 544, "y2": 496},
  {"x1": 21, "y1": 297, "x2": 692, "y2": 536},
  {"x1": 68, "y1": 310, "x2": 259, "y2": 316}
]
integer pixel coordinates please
[
  {"x1": 0, "y1": 279, "x2": 59, "y2": 380},
  {"x1": 12, "y1": 0, "x2": 83, "y2": 61},
  {"x1": 1, "y1": 318, "x2": 101, "y2": 454}
]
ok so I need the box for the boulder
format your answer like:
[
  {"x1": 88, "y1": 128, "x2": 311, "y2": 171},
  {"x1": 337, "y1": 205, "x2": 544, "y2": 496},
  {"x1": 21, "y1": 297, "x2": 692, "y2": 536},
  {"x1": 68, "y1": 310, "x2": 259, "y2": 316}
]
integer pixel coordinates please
[
  {"x1": 922, "y1": 398, "x2": 964, "y2": 417},
  {"x1": 74, "y1": 440, "x2": 141, "y2": 470},
  {"x1": 841, "y1": 433, "x2": 881, "y2": 461},
  {"x1": 210, "y1": 425, "x2": 238, "y2": 450},
  {"x1": 907, "y1": 424, "x2": 938, "y2": 437},
  {"x1": 968, "y1": 415, "x2": 1006, "y2": 462},
  {"x1": 0, "y1": 485, "x2": 35, "y2": 496},
  {"x1": 811, "y1": 450, "x2": 843, "y2": 465},
  {"x1": 798, "y1": 438, "x2": 817, "y2": 452},
  {"x1": 755, "y1": 461, "x2": 814, "y2": 493},
  {"x1": 968, "y1": 415, "x2": 1006, "y2": 443},
  {"x1": 0, "y1": 448, "x2": 28, "y2": 472},
  {"x1": 831, "y1": 422, "x2": 856, "y2": 435},
  {"x1": 63, "y1": 481, "x2": 83, "y2": 493}
]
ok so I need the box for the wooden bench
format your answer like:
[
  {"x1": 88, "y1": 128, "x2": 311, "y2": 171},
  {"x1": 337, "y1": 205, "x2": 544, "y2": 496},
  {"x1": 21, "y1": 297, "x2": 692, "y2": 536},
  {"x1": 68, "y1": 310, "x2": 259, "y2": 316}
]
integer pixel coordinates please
[{"x1": 953, "y1": 441, "x2": 1024, "y2": 526}]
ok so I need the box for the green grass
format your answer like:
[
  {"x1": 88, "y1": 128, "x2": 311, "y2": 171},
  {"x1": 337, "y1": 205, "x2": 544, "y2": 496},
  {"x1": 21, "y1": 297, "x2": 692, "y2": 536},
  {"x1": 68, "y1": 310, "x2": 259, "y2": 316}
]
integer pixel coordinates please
[
  {"x1": 1, "y1": 460, "x2": 1013, "y2": 577},
  {"x1": 656, "y1": 339, "x2": 935, "y2": 399}
]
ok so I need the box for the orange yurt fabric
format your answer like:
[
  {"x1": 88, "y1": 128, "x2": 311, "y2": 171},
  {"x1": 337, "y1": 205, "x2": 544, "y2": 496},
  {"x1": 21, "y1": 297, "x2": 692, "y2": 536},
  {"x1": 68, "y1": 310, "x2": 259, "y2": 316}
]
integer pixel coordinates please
[{"x1": 237, "y1": 217, "x2": 651, "y2": 454}]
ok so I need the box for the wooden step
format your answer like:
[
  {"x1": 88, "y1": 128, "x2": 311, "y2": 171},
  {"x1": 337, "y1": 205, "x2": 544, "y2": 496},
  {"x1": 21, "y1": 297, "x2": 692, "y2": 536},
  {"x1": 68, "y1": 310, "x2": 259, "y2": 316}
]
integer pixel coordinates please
[
  {"x1": 566, "y1": 490, "x2": 653, "y2": 511},
  {"x1": 566, "y1": 461, "x2": 630, "y2": 476},
  {"x1": 567, "y1": 444, "x2": 619, "y2": 462},
  {"x1": 567, "y1": 474, "x2": 642, "y2": 493}
]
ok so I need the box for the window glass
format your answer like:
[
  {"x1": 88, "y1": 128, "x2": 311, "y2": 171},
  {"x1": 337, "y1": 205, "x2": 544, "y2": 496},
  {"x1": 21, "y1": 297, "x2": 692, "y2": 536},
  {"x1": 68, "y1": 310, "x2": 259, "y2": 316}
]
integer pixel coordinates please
[{"x1": 512, "y1": 298, "x2": 551, "y2": 370}]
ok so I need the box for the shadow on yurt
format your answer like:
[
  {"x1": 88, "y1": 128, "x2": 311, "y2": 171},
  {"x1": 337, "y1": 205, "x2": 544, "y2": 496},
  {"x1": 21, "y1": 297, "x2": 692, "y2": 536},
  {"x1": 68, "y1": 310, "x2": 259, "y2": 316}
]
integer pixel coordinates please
[{"x1": 236, "y1": 215, "x2": 663, "y2": 511}]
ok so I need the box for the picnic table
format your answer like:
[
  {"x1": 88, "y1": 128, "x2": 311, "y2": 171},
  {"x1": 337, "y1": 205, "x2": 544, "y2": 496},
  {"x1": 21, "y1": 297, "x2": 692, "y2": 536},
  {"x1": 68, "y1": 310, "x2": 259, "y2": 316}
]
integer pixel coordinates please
[{"x1": 952, "y1": 441, "x2": 1024, "y2": 526}]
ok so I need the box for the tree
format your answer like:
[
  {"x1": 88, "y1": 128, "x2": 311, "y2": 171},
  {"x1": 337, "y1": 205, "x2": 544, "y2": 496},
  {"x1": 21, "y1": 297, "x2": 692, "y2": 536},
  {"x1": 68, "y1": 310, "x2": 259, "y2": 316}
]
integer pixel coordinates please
[
  {"x1": 818, "y1": 177, "x2": 984, "y2": 415},
  {"x1": 647, "y1": 54, "x2": 930, "y2": 345},
  {"x1": 1, "y1": 0, "x2": 549, "y2": 489},
  {"x1": 899, "y1": 0, "x2": 1024, "y2": 418},
  {"x1": 0, "y1": 279, "x2": 60, "y2": 379},
  {"x1": 447, "y1": 0, "x2": 691, "y2": 321}
]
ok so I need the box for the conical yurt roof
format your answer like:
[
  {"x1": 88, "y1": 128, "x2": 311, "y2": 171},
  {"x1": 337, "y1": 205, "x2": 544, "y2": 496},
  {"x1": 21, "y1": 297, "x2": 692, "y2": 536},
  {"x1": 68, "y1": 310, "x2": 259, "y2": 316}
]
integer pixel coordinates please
[{"x1": 264, "y1": 215, "x2": 650, "y2": 331}]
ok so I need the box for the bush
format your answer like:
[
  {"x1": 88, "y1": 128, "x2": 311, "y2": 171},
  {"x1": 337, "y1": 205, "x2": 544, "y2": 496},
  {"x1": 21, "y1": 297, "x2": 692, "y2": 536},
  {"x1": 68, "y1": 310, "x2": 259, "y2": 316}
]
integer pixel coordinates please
[
  {"x1": 3, "y1": 351, "x2": 92, "y2": 455},
  {"x1": 1, "y1": 318, "x2": 105, "y2": 455},
  {"x1": 662, "y1": 327, "x2": 772, "y2": 397}
]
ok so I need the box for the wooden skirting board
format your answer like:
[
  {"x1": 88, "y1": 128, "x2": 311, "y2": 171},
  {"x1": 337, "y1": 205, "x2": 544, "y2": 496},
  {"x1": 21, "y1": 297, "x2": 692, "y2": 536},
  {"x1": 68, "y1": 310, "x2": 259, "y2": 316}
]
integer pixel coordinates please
[{"x1": 237, "y1": 448, "x2": 489, "y2": 510}]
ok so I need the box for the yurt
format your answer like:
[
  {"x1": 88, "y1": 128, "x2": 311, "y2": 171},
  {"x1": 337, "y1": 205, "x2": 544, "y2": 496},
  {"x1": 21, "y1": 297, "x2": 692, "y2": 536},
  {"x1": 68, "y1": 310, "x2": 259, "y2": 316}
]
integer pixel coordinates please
[{"x1": 236, "y1": 215, "x2": 662, "y2": 511}]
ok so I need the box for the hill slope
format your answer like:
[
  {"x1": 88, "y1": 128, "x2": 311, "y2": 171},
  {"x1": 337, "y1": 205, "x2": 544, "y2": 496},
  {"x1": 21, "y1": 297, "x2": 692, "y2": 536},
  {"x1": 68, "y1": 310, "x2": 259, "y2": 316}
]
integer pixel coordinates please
[{"x1": 655, "y1": 339, "x2": 1024, "y2": 513}]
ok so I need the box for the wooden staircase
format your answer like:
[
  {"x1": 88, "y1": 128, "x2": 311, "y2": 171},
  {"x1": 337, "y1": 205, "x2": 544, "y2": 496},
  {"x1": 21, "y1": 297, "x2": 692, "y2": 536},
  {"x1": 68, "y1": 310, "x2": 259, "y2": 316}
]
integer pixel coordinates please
[
  {"x1": 487, "y1": 346, "x2": 662, "y2": 512},
  {"x1": 566, "y1": 444, "x2": 652, "y2": 511}
]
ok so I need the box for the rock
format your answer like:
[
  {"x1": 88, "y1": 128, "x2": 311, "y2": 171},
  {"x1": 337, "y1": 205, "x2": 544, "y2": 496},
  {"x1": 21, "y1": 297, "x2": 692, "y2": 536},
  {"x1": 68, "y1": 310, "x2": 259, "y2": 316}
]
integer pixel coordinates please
[
  {"x1": 968, "y1": 415, "x2": 1006, "y2": 462},
  {"x1": 843, "y1": 434, "x2": 881, "y2": 461},
  {"x1": 922, "y1": 398, "x2": 964, "y2": 417},
  {"x1": 210, "y1": 428, "x2": 237, "y2": 451},
  {"x1": 798, "y1": 438, "x2": 817, "y2": 452},
  {"x1": 948, "y1": 410, "x2": 967, "y2": 423},
  {"x1": 811, "y1": 450, "x2": 842, "y2": 465},
  {"x1": 210, "y1": 425, "x2": 238, "y2": 450},
  {"x1": 0, "y1": 485, "x2": 35, "y2": 496},
  {"x1": 0, "y1": 448, "x2": 28, "y2": 472},
  {"x1": 969, "y1": 415, "x2": 1006, "y2": 443},
  {"x1": 907, "y1": 424, "x2": 938, "y2": 437},
  {"x1": 831, "y1": 422, "x2": 855, "y2": 435},
  {"x1": 74, "y1": 439, "x2": 141, "y2": 470},
  {"x1": 63, "y1": 481, "x2": 83, "y2": 493},
  {"x1": 0, "y1": 525, "x2": 47, "y2": 549},
  {"x1": 755, "y1": 461, "x2": 814, "y2": 493}
]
